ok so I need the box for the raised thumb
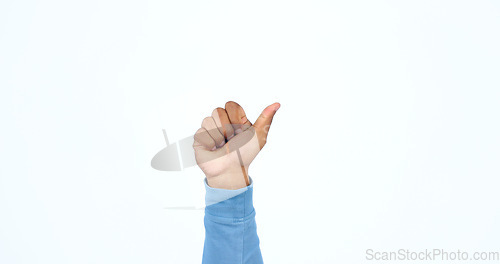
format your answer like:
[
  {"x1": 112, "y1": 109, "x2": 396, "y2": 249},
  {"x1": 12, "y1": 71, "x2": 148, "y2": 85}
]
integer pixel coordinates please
[{"x1": 253, "y1": 102, "x2": 280, "y2": 148}]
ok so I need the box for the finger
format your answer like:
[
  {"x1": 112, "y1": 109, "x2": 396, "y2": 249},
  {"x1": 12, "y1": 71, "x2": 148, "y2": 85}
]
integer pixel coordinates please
[
  {"x1": 212, "y1": 107, "x2": 235, "y2": 141},
  {"x1": 194, "y1": 127, "x2": 216, "y2": 150},
  {"x1": 201, "y1": 117, "x2": 225, "y2": 148},
  {"x1": 253, "y1": 102, "x2": 280, "y2": 148},
  {"x1": 225, "y1": 101, "x2": 252, "y2": 134}
]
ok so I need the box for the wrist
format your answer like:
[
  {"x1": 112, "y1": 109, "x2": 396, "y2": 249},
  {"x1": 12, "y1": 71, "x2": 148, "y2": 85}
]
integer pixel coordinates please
[{"x1": 206, "y1": 168, "x2": 250, "y2": 190}]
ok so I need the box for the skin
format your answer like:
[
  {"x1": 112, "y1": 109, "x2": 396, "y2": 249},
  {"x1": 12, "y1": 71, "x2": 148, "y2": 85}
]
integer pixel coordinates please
[{"x1": 193, "y1": 101, "x2": 280, "y2": 190}]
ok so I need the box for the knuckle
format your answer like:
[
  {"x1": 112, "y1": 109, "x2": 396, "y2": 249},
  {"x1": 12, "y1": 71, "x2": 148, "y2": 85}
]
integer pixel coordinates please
[
  {"x1": 212, "y1": 107, "x2": 223, "y2": 117},
  {"x1": 201, "y1": 116, "x2": 212, "y2": 126},
  {"x1": 195, "y1": 127, "x2": 204, "y2": 134}
]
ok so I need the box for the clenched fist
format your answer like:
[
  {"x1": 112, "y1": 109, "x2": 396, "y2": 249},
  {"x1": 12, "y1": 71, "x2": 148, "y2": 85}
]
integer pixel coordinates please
[{"x1": 193, "y1": 101, "x2": 280, "y2": 190}]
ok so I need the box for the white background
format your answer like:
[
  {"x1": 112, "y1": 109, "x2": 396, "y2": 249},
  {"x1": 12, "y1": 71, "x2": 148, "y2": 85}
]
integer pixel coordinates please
[{"x1": 1, "y1": 0, "x2": 499, "y2": 263}]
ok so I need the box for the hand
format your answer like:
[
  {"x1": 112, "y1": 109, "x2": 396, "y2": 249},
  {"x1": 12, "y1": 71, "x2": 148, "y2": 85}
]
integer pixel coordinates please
[{"x1": 192, "y1": 101, "x2": 280, "y2": 190}]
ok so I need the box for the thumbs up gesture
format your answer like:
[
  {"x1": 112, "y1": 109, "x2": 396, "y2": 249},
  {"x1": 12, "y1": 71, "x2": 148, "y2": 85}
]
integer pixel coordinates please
[{"x1": 193, "y1": 101, "x2": 280, "y2": 189}]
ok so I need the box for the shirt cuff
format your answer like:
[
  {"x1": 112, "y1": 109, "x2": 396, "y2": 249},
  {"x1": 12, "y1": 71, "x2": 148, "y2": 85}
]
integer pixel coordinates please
[
  {"x1": 204, "y1": 177, "x2": 255, "y2": 221},
  {"x1": 204, "y1": 177, "x2": 253, "y2": 206}
]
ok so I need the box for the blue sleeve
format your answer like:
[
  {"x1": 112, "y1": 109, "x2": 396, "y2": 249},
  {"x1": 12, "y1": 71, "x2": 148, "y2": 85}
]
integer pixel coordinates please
[{"x1": 202, "y1": 178, "x2": 264, "y2": 264}]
